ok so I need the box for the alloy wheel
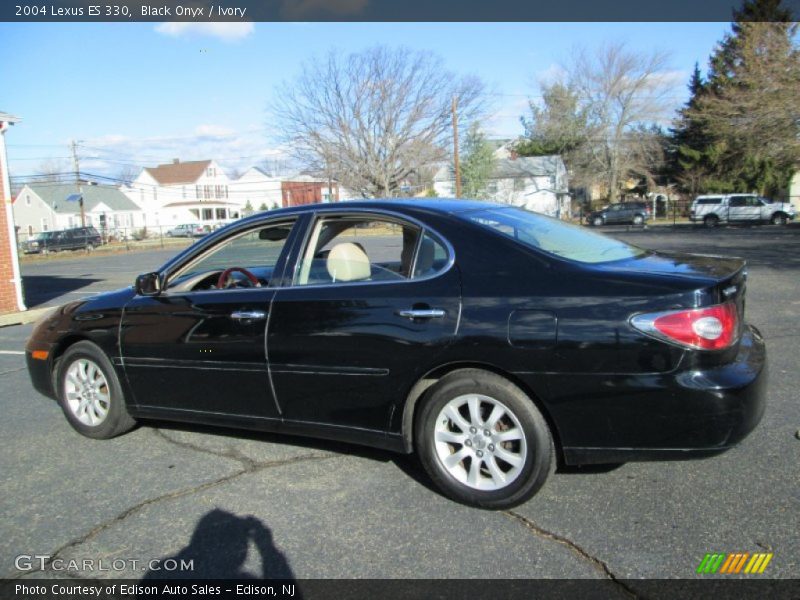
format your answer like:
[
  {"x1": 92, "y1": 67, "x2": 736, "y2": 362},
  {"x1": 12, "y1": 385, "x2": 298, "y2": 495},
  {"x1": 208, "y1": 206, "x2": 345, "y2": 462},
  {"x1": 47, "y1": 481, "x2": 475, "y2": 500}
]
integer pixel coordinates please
[
  {"x1": 64, "y1": 358, "x2": 111, "y2": 426},
  {"x1": 433, "y1": 394, "x2": 527, "y2": 491}
]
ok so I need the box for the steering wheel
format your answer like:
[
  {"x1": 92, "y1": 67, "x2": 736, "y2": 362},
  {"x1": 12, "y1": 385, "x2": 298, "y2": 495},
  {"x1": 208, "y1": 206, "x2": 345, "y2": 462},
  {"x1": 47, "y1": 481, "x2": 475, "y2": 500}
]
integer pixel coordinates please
[{"x1": 217, "y1": 267, "x2": 261, "y2": 289}]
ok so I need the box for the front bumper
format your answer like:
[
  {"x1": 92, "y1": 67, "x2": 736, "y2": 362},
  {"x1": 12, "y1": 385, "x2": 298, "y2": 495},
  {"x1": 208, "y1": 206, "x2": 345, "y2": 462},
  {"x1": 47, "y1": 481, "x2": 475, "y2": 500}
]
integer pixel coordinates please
[{"x1": 543, "y1": 325, "x2": 767, "y2": 465}]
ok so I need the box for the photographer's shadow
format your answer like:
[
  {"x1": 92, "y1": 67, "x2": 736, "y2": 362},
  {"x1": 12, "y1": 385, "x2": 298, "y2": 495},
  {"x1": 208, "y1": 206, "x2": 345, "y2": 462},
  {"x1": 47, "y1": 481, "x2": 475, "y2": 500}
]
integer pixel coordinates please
[{"x1": 142, "y1": 509, "x2": 296, "y2": 580}]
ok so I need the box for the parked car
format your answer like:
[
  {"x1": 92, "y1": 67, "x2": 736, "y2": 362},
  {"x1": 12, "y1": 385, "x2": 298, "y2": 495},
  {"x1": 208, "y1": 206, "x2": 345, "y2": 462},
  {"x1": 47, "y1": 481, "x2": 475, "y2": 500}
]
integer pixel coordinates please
[
  {"x1": 690, "y1": 194, "x2": 796, "y2": 228},
  {"x1": 25, "y1": 200, "x2": 766, "y2": 509},
  {"x1": 587, "y1": 201, "x2": 650, "y2": 226},
  {"x1": 23, "y1": 226, "x2": 102, "y2": 254},
  {"x1": 166, "y1": 223, "x2": 204, "y2": 238}
]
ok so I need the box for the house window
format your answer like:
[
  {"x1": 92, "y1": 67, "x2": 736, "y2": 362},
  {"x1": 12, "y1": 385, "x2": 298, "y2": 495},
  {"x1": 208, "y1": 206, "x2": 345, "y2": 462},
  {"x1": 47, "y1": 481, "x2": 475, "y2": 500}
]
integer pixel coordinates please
[
  {"x1": 215, "y1": 208, "x2": 227, "y2": 220},
  {"x1": 204, "y1": 185, "x2": 212, "y2": 199},
  {"x1": 41, "y1": 219, "x2": 48, "y2": 232},
  {"x1": 202, "y1": 208, "x2": 213, "y2": 220},
  {"x1": 195, "y1": 185, "x2": 202, "y2": 199},
  {"x1": 487, "y1": 181, "x2": 498, "y2": 194},
  {"x1": 207, "y1": 167, "x2": 215, "y2": 177},
  {"x1": 25, "y1": 194, "x2": 31, "y2": 206},
  {"x1": 182, "y1": 186, "x2": 186, "y2": 199},
  {"x1": 27, "y1": 225, "x2": 33, "y2": 237},
  {"x1": 513, "y1": 178, "x2": 526, "y2": 192},
  {"x1": 215, "y1": 185, "x2": 223, "y2": 198}
]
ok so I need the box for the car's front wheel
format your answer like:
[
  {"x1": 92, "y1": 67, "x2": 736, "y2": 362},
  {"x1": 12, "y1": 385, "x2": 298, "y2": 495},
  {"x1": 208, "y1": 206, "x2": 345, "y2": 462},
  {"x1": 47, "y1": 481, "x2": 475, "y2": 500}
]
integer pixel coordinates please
[
  {"x1": 592, "y1": 216, "x2": 604, "y2": 227},
  {"x1": 415, "y1": 370, "x2": 554, "y2": 509},
  {"x1": 57, "y1": 341, "x2": 136, "y2": 439},
  {"x1": 632, "y1": 214, "x2": 644, "y2": 226},
  {"x1": 704, "y1": 215, "x2": 719, "y2": 228}
]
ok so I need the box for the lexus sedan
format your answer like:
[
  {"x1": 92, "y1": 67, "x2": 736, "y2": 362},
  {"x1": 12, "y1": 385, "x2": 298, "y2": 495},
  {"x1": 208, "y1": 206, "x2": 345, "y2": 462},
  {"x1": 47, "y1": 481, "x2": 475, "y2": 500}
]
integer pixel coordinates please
[{"x1": 25, "y1": 200, "x2": 766, "y2": 509}]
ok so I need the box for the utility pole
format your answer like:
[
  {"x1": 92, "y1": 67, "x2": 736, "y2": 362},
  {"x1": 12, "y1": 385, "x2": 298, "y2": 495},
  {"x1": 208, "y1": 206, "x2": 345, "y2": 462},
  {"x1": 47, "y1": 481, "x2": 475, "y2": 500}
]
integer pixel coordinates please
[
  {"x1": 71, "y1": 140, "x2": 85, "y2": 227},
  {"x1": 452, "y1": 95, "x2": 461, "y2": 197}
]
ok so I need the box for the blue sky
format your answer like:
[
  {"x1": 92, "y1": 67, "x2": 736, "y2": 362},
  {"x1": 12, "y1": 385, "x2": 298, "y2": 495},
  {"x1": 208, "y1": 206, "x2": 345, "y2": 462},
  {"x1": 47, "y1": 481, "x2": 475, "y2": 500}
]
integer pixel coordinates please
[{"x1": 1, "y1": 21, "x2": 733, "y2": 179}]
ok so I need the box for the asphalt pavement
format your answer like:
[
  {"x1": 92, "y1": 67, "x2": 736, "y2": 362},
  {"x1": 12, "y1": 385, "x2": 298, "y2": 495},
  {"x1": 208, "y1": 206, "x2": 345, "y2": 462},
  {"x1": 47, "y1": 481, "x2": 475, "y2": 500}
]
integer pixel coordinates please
[{"x1": 1, "y1": 224, "x2": 798, "y2": 588}]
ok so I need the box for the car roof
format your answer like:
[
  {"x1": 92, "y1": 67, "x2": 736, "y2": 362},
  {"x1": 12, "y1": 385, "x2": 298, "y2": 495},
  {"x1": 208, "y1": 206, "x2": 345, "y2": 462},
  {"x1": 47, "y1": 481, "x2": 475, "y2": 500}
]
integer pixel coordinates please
[{"x1": 237, "y1": 198, "x2": 505, "y2": 225}]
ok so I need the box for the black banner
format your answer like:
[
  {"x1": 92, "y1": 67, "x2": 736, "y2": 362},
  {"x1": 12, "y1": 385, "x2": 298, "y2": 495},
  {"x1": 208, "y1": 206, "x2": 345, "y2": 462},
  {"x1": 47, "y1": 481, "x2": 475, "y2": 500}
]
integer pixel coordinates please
[
  {"x1": 2, "y1": 0, "x2": 799, "y2": 22},
  {"x1": 3, "y1": 579, "x2": 800, "y2": 600}
]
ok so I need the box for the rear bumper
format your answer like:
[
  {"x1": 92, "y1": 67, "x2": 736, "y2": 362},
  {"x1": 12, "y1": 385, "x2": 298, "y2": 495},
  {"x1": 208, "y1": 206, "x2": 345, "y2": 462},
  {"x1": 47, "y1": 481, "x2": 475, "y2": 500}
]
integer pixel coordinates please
[{"x1": 545, "y1": 325, "x2": 767, "y2": 465}]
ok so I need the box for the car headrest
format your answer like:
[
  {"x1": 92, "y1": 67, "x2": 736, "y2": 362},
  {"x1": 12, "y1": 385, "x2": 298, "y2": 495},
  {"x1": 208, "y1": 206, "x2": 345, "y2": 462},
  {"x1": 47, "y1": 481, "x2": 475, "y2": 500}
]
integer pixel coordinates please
[{"x1": 326, "y1": 242, "x2": 371, "y2": 282}]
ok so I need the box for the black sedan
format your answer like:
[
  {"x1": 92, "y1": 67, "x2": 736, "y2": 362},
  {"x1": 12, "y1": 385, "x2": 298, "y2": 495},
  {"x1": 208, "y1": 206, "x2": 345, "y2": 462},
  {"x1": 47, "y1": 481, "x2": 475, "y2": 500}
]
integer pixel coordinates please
[{"x1": 25, "y1": 200, "x2": 766, "y2": 509}]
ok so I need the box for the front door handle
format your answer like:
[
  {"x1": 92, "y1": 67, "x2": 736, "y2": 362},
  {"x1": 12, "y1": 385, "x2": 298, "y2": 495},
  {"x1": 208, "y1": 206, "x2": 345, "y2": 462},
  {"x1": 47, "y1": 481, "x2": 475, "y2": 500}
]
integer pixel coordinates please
[
  {"x1": 230, "y1": 310, "x2": 267, "y2": 321},
  {"x1": 397, "y1": 308, "x2": 446, "y2": 319}
]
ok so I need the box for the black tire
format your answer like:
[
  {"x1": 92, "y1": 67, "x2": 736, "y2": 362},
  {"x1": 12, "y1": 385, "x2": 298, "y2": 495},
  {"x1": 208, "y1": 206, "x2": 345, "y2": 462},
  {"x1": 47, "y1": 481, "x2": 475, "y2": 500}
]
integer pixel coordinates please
[
  {"x1": 415, "y1": 369, "x2": 555, "y2": 509},
  {"x1": 86, "y1": 243, "x2": 95, "y2": 252},
  {"x1": 704, "y1": 215, "x2": 719, "y2": 228},
  {"x1": 592, "y1": 216, "x2": 604, "y2": 227},
  {"x1": 771, "y1": 213, "x2": 787, "y2": 226},
  {"x1": 632, "y1": 214, "x2": 644, "y2": 226},
  {"x1": 56, "y1": 341, "x2": 136, "y2": 439}
]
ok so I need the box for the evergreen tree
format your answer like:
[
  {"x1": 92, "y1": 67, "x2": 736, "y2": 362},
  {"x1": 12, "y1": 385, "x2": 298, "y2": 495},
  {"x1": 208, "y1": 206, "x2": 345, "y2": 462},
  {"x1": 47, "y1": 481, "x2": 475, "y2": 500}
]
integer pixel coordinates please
[
  {"x1": 460, "y1": 123, "x2": 496, "y2": 198},
  {"x1": 675, "y1": 0, "x2": 800, "y2": 196}
]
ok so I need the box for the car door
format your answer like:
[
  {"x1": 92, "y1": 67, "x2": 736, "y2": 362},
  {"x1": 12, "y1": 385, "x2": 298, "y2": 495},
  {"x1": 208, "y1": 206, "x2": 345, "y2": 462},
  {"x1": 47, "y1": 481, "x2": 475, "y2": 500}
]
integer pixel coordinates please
[
  {"x1": 120, "y1": 218, "x2": 300, "y2": 420},
  {"x1": 605, "y1": 204, "x2": 623, "y2": 223},
  {"x1": 267, "y1": 211, "x2": 461, "y2": 436},
  {"x1": 727, "y1": 195, "x2": 756, "y2": 221}
]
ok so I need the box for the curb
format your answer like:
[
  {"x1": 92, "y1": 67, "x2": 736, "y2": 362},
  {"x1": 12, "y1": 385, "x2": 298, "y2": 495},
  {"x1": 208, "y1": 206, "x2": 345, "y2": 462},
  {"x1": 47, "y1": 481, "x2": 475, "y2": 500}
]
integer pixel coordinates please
[{"x1": 0, "y1": 306, "x2": 55, "y2": 328}]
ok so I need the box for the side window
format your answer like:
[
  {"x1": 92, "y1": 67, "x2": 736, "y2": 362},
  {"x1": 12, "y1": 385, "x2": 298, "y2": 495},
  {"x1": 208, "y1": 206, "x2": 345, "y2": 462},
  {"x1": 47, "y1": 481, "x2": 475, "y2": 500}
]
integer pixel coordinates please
[
  {"x1": 167, "y1": 221, "x2": 296, "y2": 292},
  {"x1": 729, "y1": 196, "x2": 747, "y2": 207},
  {"x1": 412, "y1": 233, "x2": 448, "y2": 278},
  {"x1": 296, "y1": 217, "x2": 421, "y2": 286}
]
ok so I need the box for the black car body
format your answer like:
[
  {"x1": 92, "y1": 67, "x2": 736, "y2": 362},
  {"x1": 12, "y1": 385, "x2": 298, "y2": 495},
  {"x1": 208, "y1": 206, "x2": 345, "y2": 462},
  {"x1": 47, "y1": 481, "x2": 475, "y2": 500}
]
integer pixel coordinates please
[
  {"x1": 23, "y1": 226, "x2": 102, "y2": 254},
  {"x1": 588, "y1": 201, "x2": 649, "y2": 226},
  {"x1": 25, "y1": 200, "x2": 766, "y2": 508}
]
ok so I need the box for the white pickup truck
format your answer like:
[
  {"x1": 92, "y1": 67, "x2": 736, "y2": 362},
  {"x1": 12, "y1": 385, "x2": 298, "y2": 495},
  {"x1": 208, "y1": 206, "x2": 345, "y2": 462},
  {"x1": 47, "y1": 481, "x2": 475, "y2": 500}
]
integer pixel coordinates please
[{"x1": 690, "y1": 194, "x2": 796, "y2": 227}]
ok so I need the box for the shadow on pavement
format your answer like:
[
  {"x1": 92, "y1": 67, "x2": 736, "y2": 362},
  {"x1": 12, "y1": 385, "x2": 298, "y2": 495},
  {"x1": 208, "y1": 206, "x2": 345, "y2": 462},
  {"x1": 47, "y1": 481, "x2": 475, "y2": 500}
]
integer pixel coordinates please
[
  {"x1": 22, "y1": 275, "x2": 101, "y2": 307},
  {"x1": 142, "y1": 509, "x2": 297, "y2": 580}
]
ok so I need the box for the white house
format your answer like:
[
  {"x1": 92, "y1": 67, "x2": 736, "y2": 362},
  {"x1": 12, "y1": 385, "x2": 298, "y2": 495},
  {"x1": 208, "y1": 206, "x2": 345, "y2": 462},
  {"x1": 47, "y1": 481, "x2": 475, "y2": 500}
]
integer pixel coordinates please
[
  {"x1": 788, "y1": 170, "x2": 800, "y2": 213},
  {"x1": 13, "y1": 182, "x2": 144, "y2": 240},
  {"x1": 232, "y1": 167, "x2": 283, "y2": 213},
  {"x1": 434, "y1": 151, "x2": 570, "y2": 218},
  {"x1": 122, "y1": 159, "x2": 242, "y2": 229}
]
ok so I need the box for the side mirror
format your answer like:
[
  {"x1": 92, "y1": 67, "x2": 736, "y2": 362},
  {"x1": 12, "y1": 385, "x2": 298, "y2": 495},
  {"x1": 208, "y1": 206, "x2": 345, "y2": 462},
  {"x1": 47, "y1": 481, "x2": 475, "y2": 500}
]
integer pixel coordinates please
[{"x1": 135, "y1": 272, "x2": 161, "y2": 296}]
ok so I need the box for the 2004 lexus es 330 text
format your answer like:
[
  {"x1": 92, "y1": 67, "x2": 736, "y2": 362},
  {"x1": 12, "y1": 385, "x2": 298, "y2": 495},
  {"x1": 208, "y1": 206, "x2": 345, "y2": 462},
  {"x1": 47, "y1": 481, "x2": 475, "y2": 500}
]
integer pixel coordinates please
[{"x1": 26, "y1": 200, "x2": 766, "y2": 508}]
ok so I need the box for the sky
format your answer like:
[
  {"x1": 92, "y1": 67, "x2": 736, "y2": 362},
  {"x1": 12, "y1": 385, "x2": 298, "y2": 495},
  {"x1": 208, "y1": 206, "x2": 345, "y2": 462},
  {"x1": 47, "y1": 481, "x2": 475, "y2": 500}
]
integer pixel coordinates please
[{"x1": 1, "y1": 21, "x2": 733, "y2": 180}]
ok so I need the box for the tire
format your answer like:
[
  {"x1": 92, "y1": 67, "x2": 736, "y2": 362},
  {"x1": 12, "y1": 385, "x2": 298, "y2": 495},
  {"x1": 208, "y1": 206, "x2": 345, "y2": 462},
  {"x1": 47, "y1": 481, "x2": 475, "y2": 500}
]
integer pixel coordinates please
[
  {"x1": 56, "y1": 341, "x2": 136, "y2": 439},
  {"x1": 86, "y1": 243, "x2": 95, "y2": 252},
  {"x1": 771, "y1": 213, "x2": 787, "y2": 226},
  {"x1": 415, "y1": 369, "x2": 555, "y2": 509},
  {"x1": 704, "y1": 215, "x2": 719, "y2": 228},
  {"x1": 632, "y1": 214, "x2": 644, "y2": 226},
  {"x1": 592, "y1": 217, "x2": 604, "y2": 227}
]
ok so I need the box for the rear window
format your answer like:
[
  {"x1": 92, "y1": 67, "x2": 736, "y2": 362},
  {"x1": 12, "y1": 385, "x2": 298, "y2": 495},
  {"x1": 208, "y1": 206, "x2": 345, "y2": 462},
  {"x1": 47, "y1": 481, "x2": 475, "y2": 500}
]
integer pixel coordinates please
[
  {"x1": 695, "y1": 198, "x2": 722, "y2": 205},
  {"x1": 466, "y1": 207, "x2": 645, "y2": 264}
]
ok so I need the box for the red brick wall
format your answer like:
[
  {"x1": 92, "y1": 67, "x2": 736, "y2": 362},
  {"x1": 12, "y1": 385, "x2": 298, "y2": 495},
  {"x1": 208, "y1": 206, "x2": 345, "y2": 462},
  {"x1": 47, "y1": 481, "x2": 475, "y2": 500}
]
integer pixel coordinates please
[
  {"x1": 281, "y1": 181, "x2": 340, "y2": 207},
  {"x1": 0, "y1": 155, "x2": 21, "y2": 313}
]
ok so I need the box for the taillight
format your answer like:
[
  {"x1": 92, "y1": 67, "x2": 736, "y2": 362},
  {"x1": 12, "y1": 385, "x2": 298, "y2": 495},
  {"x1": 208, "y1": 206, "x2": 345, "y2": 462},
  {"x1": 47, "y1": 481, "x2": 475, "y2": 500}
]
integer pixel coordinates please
[{"x1": 630, "y1": 302, "x2": 738, "y2": 350}]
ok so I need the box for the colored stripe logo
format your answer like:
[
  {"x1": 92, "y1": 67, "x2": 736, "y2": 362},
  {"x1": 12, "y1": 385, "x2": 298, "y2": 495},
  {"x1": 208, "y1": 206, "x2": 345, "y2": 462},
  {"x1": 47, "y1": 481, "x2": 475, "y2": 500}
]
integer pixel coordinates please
[{"x1": 697, "y1": 552, "x2": 773, "y2": 574}]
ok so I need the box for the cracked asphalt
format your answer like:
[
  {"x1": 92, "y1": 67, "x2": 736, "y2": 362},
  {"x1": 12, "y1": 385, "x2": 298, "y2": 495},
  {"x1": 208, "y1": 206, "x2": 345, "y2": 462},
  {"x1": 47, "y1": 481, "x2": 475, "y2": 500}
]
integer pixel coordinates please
[{"x1": 1, "y1": 224, "x2": 798, "y2": 588}]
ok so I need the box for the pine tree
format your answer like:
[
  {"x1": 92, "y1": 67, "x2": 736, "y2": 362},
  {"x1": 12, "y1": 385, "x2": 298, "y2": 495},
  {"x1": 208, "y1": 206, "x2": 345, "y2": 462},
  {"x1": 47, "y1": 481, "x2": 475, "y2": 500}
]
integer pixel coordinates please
[
  {"x1": 460, "y1": 123, "x2": 496, "y2": 198},
  {"x1": 678, "y1": 0, "x2": 800, "y2": 196}
]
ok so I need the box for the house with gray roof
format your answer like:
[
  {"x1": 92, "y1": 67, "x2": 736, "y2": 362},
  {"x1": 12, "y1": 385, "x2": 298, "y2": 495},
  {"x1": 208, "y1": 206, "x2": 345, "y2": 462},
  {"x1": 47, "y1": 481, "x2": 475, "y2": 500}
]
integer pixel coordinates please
[
  {"x1": 12, "y1": 182, "x2": 144, "y2": 240},
  {"x1": 433, "y1": 149, "x2": 570, "y2": 218}
]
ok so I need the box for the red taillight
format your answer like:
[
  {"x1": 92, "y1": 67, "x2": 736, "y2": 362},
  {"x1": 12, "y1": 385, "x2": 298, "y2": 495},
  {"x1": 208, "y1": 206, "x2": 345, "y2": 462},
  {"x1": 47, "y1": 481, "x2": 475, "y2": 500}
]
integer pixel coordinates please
[{"x1": 631, "y1": 302, "x2": 738, "y2": 350}]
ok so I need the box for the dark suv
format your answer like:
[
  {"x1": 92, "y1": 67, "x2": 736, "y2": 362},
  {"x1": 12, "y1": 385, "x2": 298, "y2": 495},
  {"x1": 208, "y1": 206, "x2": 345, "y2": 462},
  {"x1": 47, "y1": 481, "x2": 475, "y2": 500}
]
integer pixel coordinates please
[
  {"x1": 587, "y1": 201, "x2": 650, "y2": 226},
  {"x1": 23, "y1": 226, "x2": 103, "y2": 254}
]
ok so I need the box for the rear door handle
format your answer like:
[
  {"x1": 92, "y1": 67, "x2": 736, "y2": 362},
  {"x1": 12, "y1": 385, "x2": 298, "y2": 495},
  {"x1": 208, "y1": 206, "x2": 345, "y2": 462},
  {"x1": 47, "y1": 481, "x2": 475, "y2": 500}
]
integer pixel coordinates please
[
  {"x1": 230, "y1": 310, "x2": 267, "y2": 321},
  {"x1": 397, "y1": 308, "x2": 446, "y2": 319}
]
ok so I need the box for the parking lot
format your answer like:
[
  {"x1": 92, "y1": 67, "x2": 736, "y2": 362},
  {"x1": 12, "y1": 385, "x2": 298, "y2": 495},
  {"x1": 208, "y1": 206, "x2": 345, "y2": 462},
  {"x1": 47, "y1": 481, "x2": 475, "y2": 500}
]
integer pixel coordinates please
[{"x1": 1, "y1": 224, "x2": 798, "y2": 588}]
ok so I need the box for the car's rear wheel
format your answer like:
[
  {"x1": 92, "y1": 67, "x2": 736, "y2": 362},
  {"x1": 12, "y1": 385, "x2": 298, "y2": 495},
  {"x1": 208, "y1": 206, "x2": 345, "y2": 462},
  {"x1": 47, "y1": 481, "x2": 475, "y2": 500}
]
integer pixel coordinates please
[
  {"x1": 57, "y1": 341, "x2": 136, "y2": 439},
  {"x1": 704, "y1": 215, "x2": 719, "y2": 228},
  {"x1": 771, "y1": 213, "x2": 787, "y2": 226},
  {"x1": 415, "y1": 369, "x2": 554, "y2": 509},
  {"x1": 592, "y1": 216, "x2": 604, "y2": 227},
  {"x1": 632, "y1": 214, "x2": 644, "y2": 226}
]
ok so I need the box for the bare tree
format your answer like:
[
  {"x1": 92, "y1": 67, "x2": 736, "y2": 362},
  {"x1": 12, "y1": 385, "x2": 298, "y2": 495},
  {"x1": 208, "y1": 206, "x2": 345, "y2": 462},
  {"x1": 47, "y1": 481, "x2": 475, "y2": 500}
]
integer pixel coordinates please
[
  {"x1": 564, "y1": 43, "x2": 673, "y2": 201},
  {"x1": 270, "y1": 46, "x2": 486, "y2": 198},
  {"x1": 35, "y1": 159, "x2": 70, "y2": 182},
  {"x1": 115, "y1": 164, "x2": 140, "y2": 186}
]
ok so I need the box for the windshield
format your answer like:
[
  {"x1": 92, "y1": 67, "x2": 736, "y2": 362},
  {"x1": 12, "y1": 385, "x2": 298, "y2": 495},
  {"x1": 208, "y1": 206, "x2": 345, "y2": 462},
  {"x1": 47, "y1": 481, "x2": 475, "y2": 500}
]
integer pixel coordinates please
[{"x1": 466, "y1": 207, "x2": 646, "y2": 264}]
